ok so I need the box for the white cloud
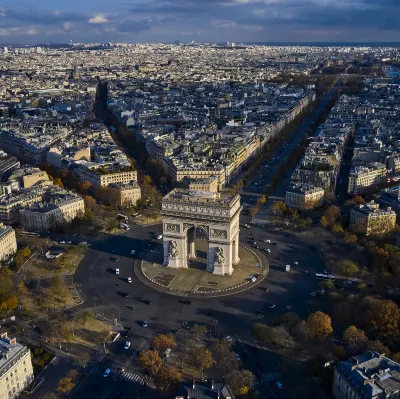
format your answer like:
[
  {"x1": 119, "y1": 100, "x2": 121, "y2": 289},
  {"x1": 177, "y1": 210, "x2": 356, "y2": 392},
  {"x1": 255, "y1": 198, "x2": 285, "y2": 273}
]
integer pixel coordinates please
[
  {"x1": 0, "y1": 28, "x2": 10, "y2": 36},
  {"x1": 88, "y1": 14, "x2": 108, "y2": 24}
]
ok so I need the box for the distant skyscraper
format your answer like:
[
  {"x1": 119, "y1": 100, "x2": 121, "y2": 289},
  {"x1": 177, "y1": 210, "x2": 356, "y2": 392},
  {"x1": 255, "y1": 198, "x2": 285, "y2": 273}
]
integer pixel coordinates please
[
  {"x1": 3, "y1": 47, "x2": 8, "y2": 54},
  {"x1": 175, "y1": 40, "x2": 180, "y2": 46}
]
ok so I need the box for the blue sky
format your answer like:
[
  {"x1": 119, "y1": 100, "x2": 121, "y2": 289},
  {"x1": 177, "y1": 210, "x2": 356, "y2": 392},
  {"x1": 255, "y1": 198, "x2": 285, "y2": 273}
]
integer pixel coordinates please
[{"x1": 0, "y1": 0, "x2": 399, "y2": 44}]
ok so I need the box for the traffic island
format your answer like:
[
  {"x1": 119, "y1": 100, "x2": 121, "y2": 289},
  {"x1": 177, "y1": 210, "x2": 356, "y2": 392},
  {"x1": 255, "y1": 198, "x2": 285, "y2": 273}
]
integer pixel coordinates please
[{"x1": 136, "y1": 240, "x2": 269, "y2": 297}]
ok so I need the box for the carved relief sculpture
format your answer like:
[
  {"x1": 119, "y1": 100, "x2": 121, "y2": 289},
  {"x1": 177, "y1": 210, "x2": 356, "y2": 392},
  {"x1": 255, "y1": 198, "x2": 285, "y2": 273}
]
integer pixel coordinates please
[
  {"x1": 169, "y1": 240, "x2": 179, "y2": 258},
  {"x1": 165, "y1": 223, "x2": 180, "y2": 233},
  {"x1": 212, "y1": 229, "x2": 227, "y2": 238},
  {"x1": 214, "y1": 247, "x2": 225, "y2": 264}
]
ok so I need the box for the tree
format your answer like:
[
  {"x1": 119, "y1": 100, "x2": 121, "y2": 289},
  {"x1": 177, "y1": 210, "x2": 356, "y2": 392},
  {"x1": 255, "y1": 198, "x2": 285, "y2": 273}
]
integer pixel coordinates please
[
  {"x1": 17, "y1": 281, "x2": 28, "y2": 296},
  {"x1": 75, "y1": 351, "x2": 90, "y2": 370},
  {"x1": 366, "y1": 340, "x2": 390, "y2": 355},
  {"x1": 152, "y1": 334, "x2": 176, "y2": 354},
  {"x1": 190, "y1": 347, "x2": 215, "y2": 380},
  {"x1": 48, "y1": 275, "x2": 67, "y2": 301},
  {"x1": 270, "y1": 201, "x2": 286, "y2": 217},
  {"x1": 0, "y1": 295, "x2": 18, "y2": 313},
  {"x1": 95, "y1": 328, "x2": 111, "y2": 353},
  {"x1": 57, "y1": 377, "x2": 75, "y2": 393},
  {"x1": 332, "y1": 223, "x2": 344, "y2": 234},
  {"x1": 324, "y1": 205, "x2": 341, "y2": 225},
  {"x1": 367, "y1": 299, "x2": 400, "y2": 339},
  {"x1": 227, "y1": 369, "x2": 255, "y2": 396},
  {"x1": 279, "y1": 312, "x2": 301, "y2": 335},
  {"x1": 251, "y1": 323, "x2": 272, "y2": 345},
  {"x1": 344, "y1": 232, "x2": 358, "y2": 245},
  {"x1": 343, "y1": 326, "x2": 368, "y2": 355},
  {"x1": 153, "y1": 365, "x2": 181, "y2": 393},
  {"x1": 337, "y1": 260, "x2": 360, "y2": 278},
  {"x1": 190, "y1": 324, "x2": 208, "y2": 342},
  {"x1": 140, "y1": 350, "x2": 162, "y2": 376},
  {"x1": 320, "y1": 216, "x2": 329, "y2": 228},
  {"x1": 248, "y1": 207, "x2": 259, "y2": 218},
  {"x1": 321, "y1": 279, "x2": 336, "y2": 291},
  {"x1": 143, "y1": 175, "x2": 152, "y2": 185},
  {"x1": 54, "y1": 178, "x2": 64, "y2": 189},
  {"x1": 213, "y1": 340, "x2": 239, "y2": 375},
  {"x1": 306, "y1": 311, "x2": 333, "y2": 340},
  {"x1": 20, "y1": 247, "x2": 32, "y2": 257}
]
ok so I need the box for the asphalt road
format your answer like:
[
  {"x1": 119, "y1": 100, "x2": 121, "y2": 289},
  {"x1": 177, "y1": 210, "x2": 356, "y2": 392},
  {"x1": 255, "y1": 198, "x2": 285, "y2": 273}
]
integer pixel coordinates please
[{"x1": 71, "y1": 217, "x2": 325, "y2": 399}]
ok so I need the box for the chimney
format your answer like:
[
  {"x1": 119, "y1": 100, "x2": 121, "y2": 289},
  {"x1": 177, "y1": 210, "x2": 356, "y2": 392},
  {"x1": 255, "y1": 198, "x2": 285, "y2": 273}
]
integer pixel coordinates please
[
  {"x1": 192, "y1": 379, "x2": 195, "y2": 389},
  {"x1": 217, "y1": 391, "x2": 220, "y2": 399},
  {"x1": 9, "y1": 338, "x2": 16, "y2": 345},
  {"x1": 211, "y1": 379, "x2": 214, "y2": 390},
  {"x1": 0, "y1": 332, "x2": 7, "y2": 339}
]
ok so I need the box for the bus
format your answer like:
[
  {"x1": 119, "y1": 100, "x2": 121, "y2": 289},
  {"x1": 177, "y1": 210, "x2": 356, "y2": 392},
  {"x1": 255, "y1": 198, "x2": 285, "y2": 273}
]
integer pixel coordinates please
[
  {"x1": 117, "y1": 214, "x2": 128, "y2": 221},
  {"x1": 315, "y1": 273, "x2": 336, "y2": 281},
  {"x1": 21, "y1": 231, "x2": 40, "y2": 237},
  {"x1": 120, "y1": 223, "x2": 130, "y2": 230}
]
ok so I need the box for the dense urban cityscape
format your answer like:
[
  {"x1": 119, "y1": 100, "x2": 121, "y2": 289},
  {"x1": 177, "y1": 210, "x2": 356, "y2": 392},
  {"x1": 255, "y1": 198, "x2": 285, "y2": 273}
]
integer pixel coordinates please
[{"x1": 0, "y1": 40, "x2": 399, "y2": 399}]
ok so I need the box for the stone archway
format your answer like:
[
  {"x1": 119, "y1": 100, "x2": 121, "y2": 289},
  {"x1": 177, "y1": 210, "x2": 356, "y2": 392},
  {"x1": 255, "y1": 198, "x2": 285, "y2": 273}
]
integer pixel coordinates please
[{"x1": 161, "y1": 189, "x2": 242, "y2": 276}]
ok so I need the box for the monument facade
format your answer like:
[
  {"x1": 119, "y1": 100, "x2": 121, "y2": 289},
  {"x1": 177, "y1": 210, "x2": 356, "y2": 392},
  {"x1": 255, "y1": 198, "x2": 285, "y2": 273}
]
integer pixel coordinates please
[{"x1": 161, "y1": 189, "x2": 242, "y2": 275}]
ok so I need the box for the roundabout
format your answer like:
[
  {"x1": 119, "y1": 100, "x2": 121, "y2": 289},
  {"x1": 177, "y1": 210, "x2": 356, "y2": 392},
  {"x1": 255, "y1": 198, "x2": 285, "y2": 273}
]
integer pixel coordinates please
[{"x1": 137, "y1": 239, "x2": 269, "y2": 297}]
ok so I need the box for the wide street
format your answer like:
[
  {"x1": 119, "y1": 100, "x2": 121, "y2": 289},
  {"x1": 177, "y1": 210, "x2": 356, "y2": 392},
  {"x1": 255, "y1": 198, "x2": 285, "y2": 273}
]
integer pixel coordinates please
[{"x1": 70, "y1": 215, "x2": 325, "y2": 398}]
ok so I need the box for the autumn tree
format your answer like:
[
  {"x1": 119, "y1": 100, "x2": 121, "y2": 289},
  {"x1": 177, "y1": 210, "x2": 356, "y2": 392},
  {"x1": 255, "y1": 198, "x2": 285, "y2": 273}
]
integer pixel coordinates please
[
  {"x1": 17, "y1": 281, "x2": 28, "y2": 297},
  {"x1": 248, "y1": 207, "x2": 259, "y2": 218},
  {"x1": 190, "y1": 347, "x2": 215, "y2": 380},
  {"x1": 152, "y1": 334, "x2": 176, "y2": 354},
  {"x1": 343, "y1": 326, "x2": 368, "y2": 355},
  {"x1": 367, "y1": 299, "x2": 400, "y2": 340},
  {"x1": 190, "y1": 324, "x2": 208, "y2": 342},
  {"x1": 140, "y1": 350, "x2": 163, "y2": 376},
  {"x1": 270, "y1": 201, "x2": 287, "y2": 217},
  {"x1": 306, "y1": 311, "x2": 333, "y2": 340},
  {"x1": 75, "y1": 351, "x2": 90, "y2": 370},
  {"x1": 366, "y1": 340, "x2": 390, "y2": 355},
  {"x1": 153, "y1": 365, "x2": 181, "y2": 393},
  {"x1": 57, "y1": 377, "x2": 75, "y2": 393},
  {"x1": 324, "y1": 205, "x2": 341, "y2": 226},
  {"x1": 227, "y1": 369, "x2": 255, "y2": 396},
  {"x1": 344, "y1": 232, "x2": 358, "y2": 245},
  {"x1": 337, "y1": 260, "x2": 360, "y2": 278},
  {"x1": 94, "y1": 328, "x2": 111, "y2": 353},
  {"x1": 251, "y1": 323, "x2": 272, "y2": 345}
]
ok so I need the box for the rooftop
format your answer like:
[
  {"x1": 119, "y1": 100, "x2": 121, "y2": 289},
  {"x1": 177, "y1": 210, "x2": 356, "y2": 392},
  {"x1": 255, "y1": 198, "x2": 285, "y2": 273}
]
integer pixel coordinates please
[
  {"x1": 0, "y1": 332, "x2": 30, "y2": 378},
  {"x1": 162, "y1": 188, "x2": 238, "y2": 207}
]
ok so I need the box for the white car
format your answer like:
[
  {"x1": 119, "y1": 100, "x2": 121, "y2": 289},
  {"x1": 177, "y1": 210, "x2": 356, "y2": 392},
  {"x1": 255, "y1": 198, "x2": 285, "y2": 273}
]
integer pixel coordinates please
[
  {"x1": 263, "y1": 239, "x2": 271, "y2": 243},
  {"x1": 116, "y1": 268, "x2": 120, "y2": 275},
  {"x1": 143, "y1": 320, "x2": 148, "y2": 328},
  {"x1": 293, "y1": 261, "x2": 299, "y2": 265},
  {"x1": 235, "y1": 353, "x2": 241, "y2": 361},
  {"x1": 266, "y1": 249, "x2": 271, "y2": 253},
  {"x1": 59, "y1": 241, "x2": 66, "y2": 244},
  {"x1": 103, "y1": 368, "x2": 111, "y2": 378},
  {"x1": 165, "y1": 348, "x2": 172, "y2": 358},
  {"x1": 250, "y1": 277, "x2": 257, "y2": 283},
  {"x1": 269, "y1": 304, "x2": 276, "y2": 309},
  {"x1": 124, "y1": 341, "x2": 131, "y2": 350},
  {"x1": 130, "y1": 250, "x2": 135, "y2": 255},
  {"x1": 156, "y1": 234, "x2": 163, "y2": 240},
  {"x1": 127, "y1": 277, "x2": 132, "y2": 283}
]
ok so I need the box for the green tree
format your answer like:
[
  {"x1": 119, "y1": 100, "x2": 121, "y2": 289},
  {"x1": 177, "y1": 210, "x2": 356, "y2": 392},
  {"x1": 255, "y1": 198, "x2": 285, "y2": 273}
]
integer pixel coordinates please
[
  {"x1": 190, "y1": 324, "x2": 208, "y2": 342},
  {"x1": 251, "y1": 323, "x2": 272, "y2": 345},
  {"x1": 337, "y1": 260, "x2": 360, "y2": 278}
]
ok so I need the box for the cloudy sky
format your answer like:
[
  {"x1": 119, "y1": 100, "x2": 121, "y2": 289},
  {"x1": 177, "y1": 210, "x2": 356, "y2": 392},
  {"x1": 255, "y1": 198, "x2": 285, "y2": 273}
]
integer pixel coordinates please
[{"x1": 0, "y1": 0, "x2": 399, "y2": 44}]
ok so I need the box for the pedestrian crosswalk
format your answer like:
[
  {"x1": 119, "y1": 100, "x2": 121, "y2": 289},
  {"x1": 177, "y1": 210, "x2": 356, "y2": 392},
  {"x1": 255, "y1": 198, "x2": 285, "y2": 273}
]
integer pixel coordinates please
[
  {"x1": 260, "y1": 372, "x2": 282, "y2": 383},
  {"x1": 91, "y1": 365, "x2": 145, "y2": 385}
]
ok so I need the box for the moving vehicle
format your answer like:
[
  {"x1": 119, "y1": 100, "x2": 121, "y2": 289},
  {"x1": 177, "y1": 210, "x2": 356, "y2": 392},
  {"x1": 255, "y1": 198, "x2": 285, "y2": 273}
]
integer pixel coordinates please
[
  {"x1": 263, "y1": 239, "x2": 271, "y2": 243},
  {"x1": 276, "y1": 382, "x2": 283, "y2": 389},
  {"x1": 244, "y1": 224, "x2": 250, "y2": 228},
  {"x1": 117, "y1": 214, "x2": 128, "y2": 221},
  {"x1": 143, "y1": 320, "x2": 148, "y2": 327},
  {"x1": 120, "y1": 223, "x2": 130, "y2": 230},
  {"x1": 124, "y1": 341, "x2": 131, "y2": 350},
  {"x1": 130, "y1": 250, "x2": 135, "y2": 255},
  {"x1": 156, "y1": 234, "x2": 163, "y2": 239},
  {"x1": 285, "y1": 265, "x2": 290, "y2": 272},
  {"x1": 103, "y1": 368, "x2": 111, "y2": 378},
  {"x1": 115, "y1": 268, "x2": 120, "y2": 275},
  {"x1": 127, "y1": 277, "x2": 132, "y2": 283},
  {"x1": 315, "y1": 273, "x2": 336, "y2": 281},
  {"x1": 269, "y1": 304, "x2": 276, "y2": 309}
]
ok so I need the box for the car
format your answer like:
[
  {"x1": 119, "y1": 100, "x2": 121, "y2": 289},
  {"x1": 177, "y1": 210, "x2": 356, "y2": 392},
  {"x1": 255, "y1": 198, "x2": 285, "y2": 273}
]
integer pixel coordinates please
[
  {"x1": 344, "y1": 280, "x2": 353, "y2": 285},
  {"x1": 130, "y1": 250, "x2": 135, "y2": 255},
  {"x1": 124, "y1": 326, "x2": 132, "y2": 331},
  {"x1": 122, "y1": 292, "x2": 129, "y2": 298},
  {"x1": 144, "y1": 299, "x2": 152, "y2": 305},
  {"x1": 266, "y1": 249, "x2": 271, "y2": 253},
  {"x1": 127, "y1": 277, "x2": 132, "y2": 283},
  {"x1": 103, "y1": 368, "x2": 111, "y2": 378},
  {"x1": 263, "y1": 239, "x2": 271, "y2": 243},
  {"x1": 165, "y1": 348, "x2": 172, "y2": 358},
  {"x1": 276, "y1": 257, "x2": 283, "y2": 260},
  {"x1": 276, "y1": 381, "x2": 283, "y2": 389},
  {"x1": 115, "y1": 268, "x2": 120, "y2": 275},
  {"x1": 124, "y1": 341, "x2": 131, "y2": 349},
  {"x1": 114, "y1": 257, "x2": 119, "y2": 262},
  {"x1": 269, "y1": 304, "x2": 276, "y2": 309},
  {"x1": 255, "y1": 310, "x2": 264, "y2": 317},
  {"x1": 224, "y1": 335, "x2": 233, "y2": 342},
  {"x1": 143, "y1": 320, "x2": 148, "y2": 327},
  {"x1": 156, "y1": 234, "x2": 163, "y2": 240},
  {"x1": 121, "y1": 331, "x2": 128, "y2": 337},
  {"x1": 271, "y1": 242, "x2": 277, "y2": 246},
  {"x1": 67, "y1": 241, "x2": 72, "y2": 244},
  {"x1": 244, "y1": 224, "x2": 250, "y2": 228},
  {"x1": 293, "y1": 261, "x2": 299, "y2": 265},
  {"x1": 250, "y1": 277, "x2": 257, "y2": 283},
  {"x1": 286, "y1": 305, "x2": 292, "y2": 310},
  {"x1": 59, "y1": 241, "x2": 66, "y2": 244},
  {"x1": 184, "y1": 300, "x2": 193, "y2": 305}
]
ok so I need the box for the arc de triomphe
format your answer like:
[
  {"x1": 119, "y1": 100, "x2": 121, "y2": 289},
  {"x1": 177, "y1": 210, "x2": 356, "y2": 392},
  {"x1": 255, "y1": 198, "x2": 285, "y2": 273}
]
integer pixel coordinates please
[{"x1": 160, "y1": 189, "x2": 242, "y2": 276}]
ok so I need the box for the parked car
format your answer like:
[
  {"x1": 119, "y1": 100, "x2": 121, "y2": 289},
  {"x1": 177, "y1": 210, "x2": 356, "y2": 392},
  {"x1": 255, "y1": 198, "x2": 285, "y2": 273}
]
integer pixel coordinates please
[
  {"x1": 127, "y1": 277, "x2": 132, "y2": 283},
  {"x1": 124, "y1": 341, "x2": 131, "y2": 349},
  {"x1": 276, "y1": 381, "x2": 283, "y2": 389},
  {"x1": 115, "y1": 268, "x2": 120, "y2": 275},
  {"x1": 143, "y1": 320, "x2": 148, "y2": 328},
  {"x1": 103, "y1": 368, "x2": 111, "y2": 378}
]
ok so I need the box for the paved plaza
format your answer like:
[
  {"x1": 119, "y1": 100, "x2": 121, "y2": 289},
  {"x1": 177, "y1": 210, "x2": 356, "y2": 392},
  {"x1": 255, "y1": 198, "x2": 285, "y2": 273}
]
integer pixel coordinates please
[{"x1": 141, "y1": 239, "x2": 268, "y2": 294}]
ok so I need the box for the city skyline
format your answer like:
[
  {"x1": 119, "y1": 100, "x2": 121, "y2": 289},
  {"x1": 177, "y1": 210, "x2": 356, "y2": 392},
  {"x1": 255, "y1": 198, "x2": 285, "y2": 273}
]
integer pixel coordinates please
[{"x1": 0, "y1": 0, "x2": 399, "y2": 44}]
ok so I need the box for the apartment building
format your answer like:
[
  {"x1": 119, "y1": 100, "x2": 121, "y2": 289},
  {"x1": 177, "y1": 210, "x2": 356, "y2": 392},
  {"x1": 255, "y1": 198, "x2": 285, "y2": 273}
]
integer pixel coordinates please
[
  {"x1": 183, "y1": 176, "x2": 219, "y2": 193},
  {"x1": 377, "y1": 185, "x2": 400, "y2": 212},
  {"x1": 285, "y1": 183, "x2": 324, "y2": 210},
  {"x1": 20, "y1": 191, "x2": 84, "y2": 232},
  {"x1": 0, "y1": 224, "x2": 16, "y2": 261},
  {"x1": 332, "y1": 351, "x2": 400, "y2": 399},
  {"x1": 348, "y1": 163, "x2": 387, "y2": 195},
  {"x1": 350, "y1": 200, "x2": 396, "y2": 235},
  {"x1": 0, "y1": 332, "x2": 34, "y2": 399},
  {"x1": 73, "y1": 162, "x2": 137, "y2": 188},
  {"x1": 0, "y1": 152, "x2": 20, "y2": 182},
  {"x1": 108, "y1": 182, "x2": 141, "y2": 207}
]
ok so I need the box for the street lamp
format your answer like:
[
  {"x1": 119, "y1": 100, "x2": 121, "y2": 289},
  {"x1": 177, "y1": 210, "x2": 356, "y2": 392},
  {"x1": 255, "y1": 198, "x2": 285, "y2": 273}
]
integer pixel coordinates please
[{"x1": 93, "y1": 297, "x2": 98, "y2": 308}]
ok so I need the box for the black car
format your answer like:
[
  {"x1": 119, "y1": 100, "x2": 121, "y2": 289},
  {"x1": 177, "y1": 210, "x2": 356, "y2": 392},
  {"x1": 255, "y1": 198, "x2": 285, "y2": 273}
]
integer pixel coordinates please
[
  {"x1": 185, "y1": 300, "x2": 193, "y2": 305},
  {"x1": 122, "y1": 292, "x2": 129, "y2": 298},
  {"x1": 144, "y1": 299, "x2": 152, "y2": 305}
]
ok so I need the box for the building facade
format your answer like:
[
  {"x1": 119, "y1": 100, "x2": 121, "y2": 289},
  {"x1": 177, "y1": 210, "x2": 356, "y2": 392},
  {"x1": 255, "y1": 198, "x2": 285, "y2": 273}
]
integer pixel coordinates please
[
  {"x1": 183, "y1": 176, "x2": 219, "y2": 193},
  {"x1": 348, "y1": 164, "x2": 387, "y2": 195},
  {"x1": 20, "y1": 192, "x2": 84, "y2": 232},
  {"x1": 108, "y1": 182, "x2": 141, "y2": 207},
  {"x1": 332, "y1": 351, "x2": 400, "y2": 399},
  {"x1": 350, "y1": 200, "x2": 396, "y2": 235},
  {"x1": 285, "y1": 183, "x2": 324, "y2": 210},
  {"x1": 0, "y1": 332, "x2": 34, "y2": 399},
  {"x1": 0, "y1": 224, "x2": 16, "y2": 261}
]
